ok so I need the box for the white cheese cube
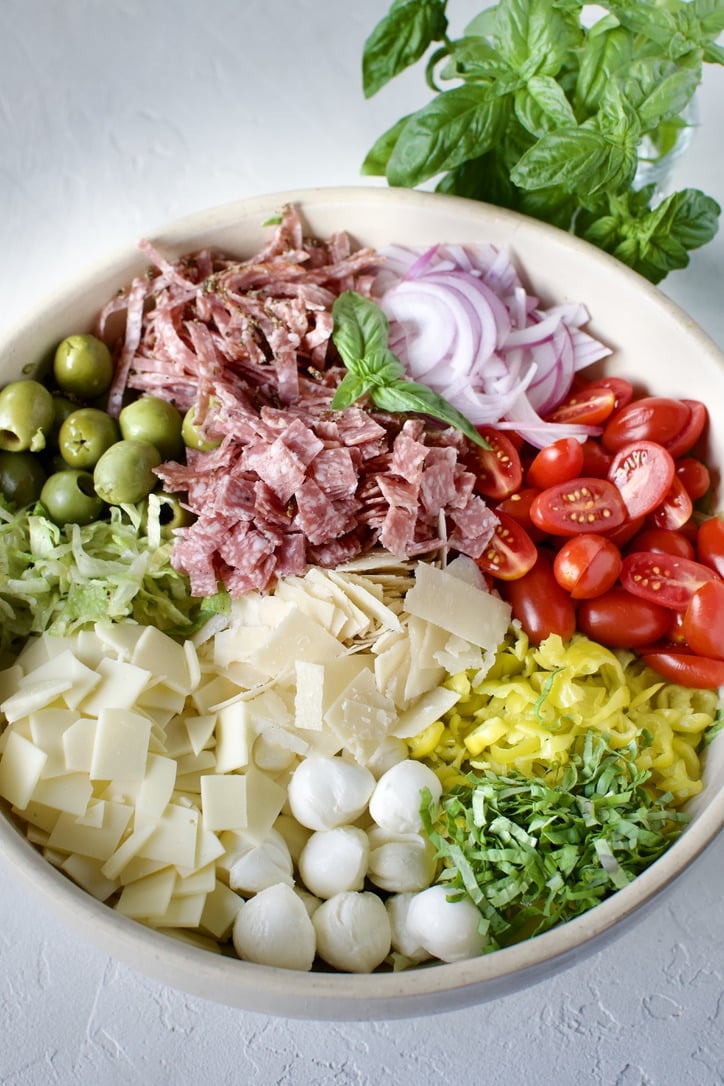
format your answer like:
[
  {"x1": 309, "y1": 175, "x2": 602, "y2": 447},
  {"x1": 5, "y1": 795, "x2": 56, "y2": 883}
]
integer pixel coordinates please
[
  {"x1": 0, "y1": 730, "x2": 48, "y2": 809},
  {"x1": 115, "y1": 866, "x2": 176, "y2": 918},
  {"x1": 90, "y1": 709, "x2": 151, "y2": 782},
  {"x1": 80, "y1": 658, "x2": 152, "y2": 716},
  {"x1": 200, "y1": 774, "x2": 248, "y2": 832},
  {"x1": 47, "y1": 800, "x2": 133, "y2": 860}
]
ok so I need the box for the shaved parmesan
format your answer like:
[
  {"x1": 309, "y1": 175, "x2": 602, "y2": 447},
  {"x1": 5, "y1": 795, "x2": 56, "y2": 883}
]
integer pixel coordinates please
[{"x1": 404, "y1": 562, "x2": 511, "y2": 656}]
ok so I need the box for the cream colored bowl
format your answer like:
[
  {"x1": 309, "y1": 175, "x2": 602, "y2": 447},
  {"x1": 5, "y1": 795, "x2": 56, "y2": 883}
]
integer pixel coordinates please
[{"x1": 1, "y1": 187, "x2": 723, "y2": 1020}]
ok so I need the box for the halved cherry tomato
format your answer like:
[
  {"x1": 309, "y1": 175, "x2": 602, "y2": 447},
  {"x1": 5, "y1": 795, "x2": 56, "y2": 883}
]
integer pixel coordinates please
[
  {"x1": 675, "y1": 458, "x2": 711, "y2": 501},
  {"x1": 585, "y1": 377, "x2": 634, "y2": 413},
  {"x1": 579, "y1": 438, "x2": 613, "y2": 478},
  {"x1": 501, "y1": 550, "x2": 576, "y2": 644},
  {"x1": 627, "y1": 527, "x2": 695, "y2": 560},
  {"x1": 530, "y1": 477, "x2": 627, "y2": 536},
  {"x1": 696, "y1": 516, "x2": 724, "y2": 578},
  {"x1": 469, "y1": 427, "x2": 523, "y2": 500},
  {"x1": 620, "y1": 551, "x2": 719, "y2": 611},
  {"x1": 667, "y1": 609, "x2": 688, "y2": 645},
  {"x1": 664, "y1": 400, "x2": 708, "y2": 459},
  {"x1": 681, "y1": 580, "x2": 724, "y2": 660},
  {"x1": 649, "y1": 475, "x2": 693, "y2": 531},
  {"x1": 496, "y1": 486, "x2": 547, "y2": 543},
  {"x1": 553, "y1": 533, "x2": 622, "y2": 599},
  {"x1": 546, "y1": 386, "x2": 616, "y2": 426},
  {"x1": 639, "y1": 650, "x2": 724, "y2": 690},
  {"x1": 602, "y1": 397, "x2": 692, "y2": 453},
  {"x1": 577, "y1": 587, "x2": 671, "y2": 648},
  {"x1": 526, "y1": 437, "x2": 584, "y2": 489},
  {"x1": 475, "y1": 510, "x2": 537, "y2": 581},
  {"x1": 607, "y1": 440, "x2": 675, "y2": 518}
]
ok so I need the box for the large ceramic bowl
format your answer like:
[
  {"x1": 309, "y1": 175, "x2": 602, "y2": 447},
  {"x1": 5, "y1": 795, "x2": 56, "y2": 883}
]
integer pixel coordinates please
[{"x1": 1, "y1": 187, "x2": 723, "y2": 1020}]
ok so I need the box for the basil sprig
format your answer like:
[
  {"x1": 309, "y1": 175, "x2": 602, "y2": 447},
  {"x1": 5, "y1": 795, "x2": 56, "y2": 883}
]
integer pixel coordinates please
[
  {"x1": 361, "y1": 0, "x2": 724, "y2": 284},
  {"x1": 330, "y1": 291, "x2": 488, "y2": 448}
]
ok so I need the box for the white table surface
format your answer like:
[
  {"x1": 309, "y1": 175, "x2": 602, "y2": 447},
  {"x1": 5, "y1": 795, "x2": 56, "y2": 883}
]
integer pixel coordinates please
[{"x1": 1, "y1": 2, "x2": 724, "y2": 1083}]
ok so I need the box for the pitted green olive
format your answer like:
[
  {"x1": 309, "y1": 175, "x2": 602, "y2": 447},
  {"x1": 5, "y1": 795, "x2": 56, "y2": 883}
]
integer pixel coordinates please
[
  {"x1": 144, "y1": 492, "x2": 194, "y2": 537},
  {"x1": 93, "y1": 439, "x2": 162, "y2": 505},
  {"x1": 53, "y1": 334, "x2": 114, "y2": 398},
  {"x1": 0, "y1": 380, "x2": 55, "y2": 452},
  {"x1": 182, "y1": 403, "x2": 222, "y2": 451},
  {"x1": 40, "y1": 470, "x2": 104, "y2": 526},
  {"x1": 0, "y1": 451, "x2": 47, "y2": 508},
  {"x1": 119, "y1": 396, "x2": 184, "y2": 461},
  {"x1": 58, "y1": 408, "x2": 120, "y2": 469}
]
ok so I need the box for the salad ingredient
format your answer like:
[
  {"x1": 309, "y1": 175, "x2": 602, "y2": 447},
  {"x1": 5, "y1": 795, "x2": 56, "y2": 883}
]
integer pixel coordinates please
[
  {"x1": 361, "y1": 0, "x2": 723, "y2": 283},
  {"x1": 287, "y1": 758, "x2": 376, "y2": 831},
  {"x1": 298, "y1": 826, "x2": 370, "y2": 898},
  {"x1": 58, "y1": 408, "x2": 121, "y2": 470},
  {"x1": 619, "y1": 551, "x2": 719, "y2": 611},
  {"x1": 312, "y1": 891, "x2": 392, "y2": 973},
  {"x1": 53, "y1": 333, "x2": 114, "y2": 398},
  {"x1": 650, "y1": 475, "x2": 694, "y2": 531},
  {"x1": 330, "y1": 290, "x2": 486, "y2": 448},
  {"x1": 576, "y1": 587, "x2": 671, "y2": 648},
  {"x1": 627, "y1": 527, "x2": 695, "y2": 561},
  {"x1": 404, "y1": 884, "x2": 487, "y2": 963},
  {"x1": 602, "y1": 397, "x2": 697, "y2": 453},
  {"x1": 181, "y1": 404, "x2": 222, "y2": 452},
  {"x1": 39, "y1": 470, "x2": 104, "y2": 528},
  {"x1": 376, "y1": 241, "x2": 611, "y2": 447},
  {"x1": 386, "y1": 893, "x2": 431, "y2": 964},
  {"x1": 545, "y1": 385, "x2": 616, "y2": 427},
  {"x1": 664, "y1": 400, "x2": 709, "y2": 459},
  {"x1": 681, "y1": 580, "x2": 724, "y2": 660},
  {"x1": 228, "y1": 831, "x2": 295, "y2": 894},
  {"x1": 501, "y1": 550, "x2": 576, "y2": 643},
  {"x1": 553, "y1": 533, "x2": 622, "y2": 600},
  {"x1": 529, "y1": 477, "x2": 627, "y2": 536},
  {"x1": 366, "y1": 827, "x2": 437, "y2": 893},
  {"x1": 119, "y1": 396, "x2": 184, "y2": 462},
  {"x1": 92, "y1": 439, "x2": 162, "y2": 505},
  {"x1": 607, "y1": 441, "x2": 675, "y2": 518},
  {"x1": 0, "y1": 379, "x2": 54, "y2": 453},
  {"x1": 676, "y1": 458, "x2": 711, "y2": 502},
  {"x1": 639, "y1": 650, "x2": 724, "y2": 689},
  {"x1": 231, "y1": 883, "x2": 316, "y2": 971},
  {"x1": 526, "y1": 437, "x2": 584, "y2": 490},
  {"x1": 473, "y1": 508, "x2": 537, "y2": 581},
  {"x1": 0, "y1": 450, "x2": 46, "y2": 508},
  {"x1": 468, "y1": 427, "x2": 522, "y2": 500},
  {"x1": 368, "y1": 759, "x2": 442, "y2": 834},
  {"x1": 696, "y1": 515, "x2": 724, "y2": 577},
  {"x1": 421, "y1": 731, "x2": 689, "y2": 950}
]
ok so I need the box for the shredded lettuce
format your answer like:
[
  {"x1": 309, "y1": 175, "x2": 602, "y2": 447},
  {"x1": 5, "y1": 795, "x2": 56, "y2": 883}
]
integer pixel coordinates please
[
  {"x1": 420, "y1": 731, "x2": 689, "y2": 950},
  {"x1": 0, "y1": 496, "x2": 228, "y2": 659}
]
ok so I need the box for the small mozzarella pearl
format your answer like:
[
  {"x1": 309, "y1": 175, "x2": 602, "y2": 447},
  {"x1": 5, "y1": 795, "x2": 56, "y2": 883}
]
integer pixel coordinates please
[
  {"x1": 313, "y1": 891, "x2": 391, "y2": 973},
  {"x1": 298, "y1": 826, "x2": 369, "y2": 899},
  {"x1": 385, "y1": 893, "x2": 431, "y2": 964},
  {"x1": 366, "y1": 826, "x2": 437, "y2": 893},
  {"x1": 232, "y1": 883, "x2": 316, "y2": 971},
  {"x1": 405, "y1": 885, "x2": 487, "y2": 963},
  {"x1": 287, "y1": 756, "x2": 375, "y2": 831},
  {"x1": 368, "y1": 759, "x2": 442, "y2": 834},
  {"x1": 228, "y1": 828, "x2": 293, "y2": 894}
]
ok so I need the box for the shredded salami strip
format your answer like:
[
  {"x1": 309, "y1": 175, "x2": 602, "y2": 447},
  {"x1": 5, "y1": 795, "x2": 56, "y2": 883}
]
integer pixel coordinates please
[{"x1": 98, "y1": 206, "x2": 496, "y2": 596}]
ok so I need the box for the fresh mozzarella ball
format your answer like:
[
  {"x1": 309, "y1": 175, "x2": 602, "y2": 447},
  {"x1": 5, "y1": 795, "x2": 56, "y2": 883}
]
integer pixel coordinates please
[
  {"x1": 232, "y1": 883, "x2": 316, "y2": 971},
  {"x1": 313, "y1": 891, "x2": 392, "y2": 973},
  {"x1": 228, "y1": 828, "x2": 293, "y2": 894},
  {"x1": 366, "y1": 826, "x2": 437, "y2": 893},
  {"x1": 386, "y1": 893, "x2": 431, "y2": 964},
  {"x1": 294, "y1": 887, "x2": 323, "y2": 918},
  {"x1": 298, "y1": 826, "x2": 369, "y2": 899},
  {"x1": 365, "y1": 736, "x2": 408, "y2": 778},
  {"x1": 406, "y1": 885, "x2": 487, "y2": 963},
  {"x1": 287, "y1": 756, "x2": 375, "y2": 831},
  {"x1": 368, "y1": 759, "x2": 443, "y2": 835}
]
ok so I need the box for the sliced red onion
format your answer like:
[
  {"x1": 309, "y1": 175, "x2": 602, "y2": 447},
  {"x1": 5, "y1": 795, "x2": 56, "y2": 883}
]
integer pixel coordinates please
[{"x1": 375, "y1": 243, "x2": 611, "y2": 447}]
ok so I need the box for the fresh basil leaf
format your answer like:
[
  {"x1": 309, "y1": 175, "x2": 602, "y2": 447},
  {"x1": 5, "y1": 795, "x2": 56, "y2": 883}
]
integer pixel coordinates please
[
  {"x1": 362, "y1": 0, "x2": 448, "y2": 98},
  {"x1": 438, "y1": 34, "x2": 507, "y2": 82},
  {"x1": 331, "y1": 291, "x2": 390, "y2": 375},
  {"x1": 604, "y1": 0, "x2": 680, "y2": 50},
  {"x1": 653, "y1": 188, "x2": 721, "y2": 251},
  {"x1": 511, "y1": 124, "x2": 638, "y2": 198},
  {"x1": 702, "y1": 39, "x2": 724, "y2": 65},
  {"x1": 464, "y1": 7, "x2": 499, "y2": 39},
  {"x1": 514, "y1": 75, "x2": 577, "y2": 137},
  {"x1": 330, "y1": 371, "x2": 372, "y2": 411},
  {"x1": 693, "y1": 0, "x2": 724, "y2": 38},
  {"x1": 574, "y1": 22, "x2": 632, "y2": 118},
  {"x1": 387, "y1": 84, "x2": 511, "y2": 186},
  {"x1": 371, "y1": 380, "x2": 487, "y2": 447},
  {"x1": 361, "y1": 115, "x2": 411, "y2": 176},
  {"x1": 611, "y1": 58, "x2": 699, "y2": 134},
  {"x1": 437, "y1": 149, "x2": 520, "y2": 208},
  {"x1": 493, "y1": 0, "x2": 581, "y2": 80}
]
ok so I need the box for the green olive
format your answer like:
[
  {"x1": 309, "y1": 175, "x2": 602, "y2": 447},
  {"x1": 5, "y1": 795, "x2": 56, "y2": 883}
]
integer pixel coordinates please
[
  {"x1": 93, "y1": 439, "x2": 162, "y2": 505},
  {"x1": 182, "y1": 403, "x2": 222, "y2": 451},
  {"x1": 119, "y1": 396, "x2": 184, "y2": 461},
  {"x1": 50, "y1": 395, "x2": 77, "y2": 443},
  {"x1": 145, "y1": 492, "x2": 194, "y2": 536},
  {"x1": 40, "y1": 470, "x2": 105, "y2": 526},
  {"x1": 58, "y1": 408, "x2": 120, "y2": 469},
  {"x1": 0, "y1": 380, "x2": 55, "y2": 453},
  {"x1": 0, "y1": 451, "x2": 47, "y2": 508},
  {"x1": 53, "y1": 334, "x2": 114, "y2": 398}
]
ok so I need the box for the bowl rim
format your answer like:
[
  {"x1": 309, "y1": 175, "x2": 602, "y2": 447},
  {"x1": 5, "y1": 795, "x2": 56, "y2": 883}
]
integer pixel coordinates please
[{"x1": 1, "y1": 184, "x2": 723, "y2": 1020}]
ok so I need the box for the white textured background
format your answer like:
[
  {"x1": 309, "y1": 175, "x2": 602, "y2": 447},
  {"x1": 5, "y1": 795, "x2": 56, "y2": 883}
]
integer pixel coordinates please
[{"x1": 1, "y1": 2, "x2": 724, "y2": 1083}]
